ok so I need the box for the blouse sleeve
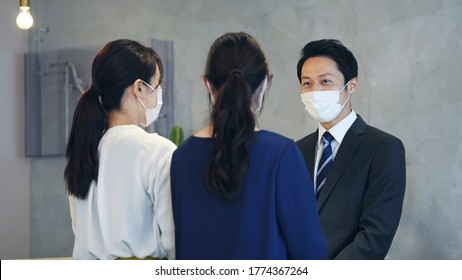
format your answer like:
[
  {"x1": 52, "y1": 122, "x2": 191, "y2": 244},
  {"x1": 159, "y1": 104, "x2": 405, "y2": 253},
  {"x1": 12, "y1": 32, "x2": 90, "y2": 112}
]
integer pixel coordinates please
[
  {"x1": 148, "y1": 143, "x2": 176, "y2": 259},
  {"x1": 275, "y1": 141, "x2": 327, "y2": 259}
]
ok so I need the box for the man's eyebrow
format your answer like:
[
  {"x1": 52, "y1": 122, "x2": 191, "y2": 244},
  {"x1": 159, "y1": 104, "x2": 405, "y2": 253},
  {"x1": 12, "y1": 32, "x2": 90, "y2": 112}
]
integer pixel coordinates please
[{"x1": 301, "y1": 72, "x2": 334, "y2": 80}]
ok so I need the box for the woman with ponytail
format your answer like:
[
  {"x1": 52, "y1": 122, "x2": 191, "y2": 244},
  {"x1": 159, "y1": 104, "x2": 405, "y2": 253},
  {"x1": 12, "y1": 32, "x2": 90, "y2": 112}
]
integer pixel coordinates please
[
  {"x1": 170, "y1": 32, "x2": 326, "y2": 259},
  {"x1": 64, "y1": 39, "x2": 176, "y2": 259}
]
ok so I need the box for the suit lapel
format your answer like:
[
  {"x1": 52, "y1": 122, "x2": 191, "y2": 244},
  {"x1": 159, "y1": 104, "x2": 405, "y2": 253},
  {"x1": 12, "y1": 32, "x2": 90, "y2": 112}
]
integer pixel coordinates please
[{"x1": 317, "y1": 115, "x2": 368, "y2": 211}]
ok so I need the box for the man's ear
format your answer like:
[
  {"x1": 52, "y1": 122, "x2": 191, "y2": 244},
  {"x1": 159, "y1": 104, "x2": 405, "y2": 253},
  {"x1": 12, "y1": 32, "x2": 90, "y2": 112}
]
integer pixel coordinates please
[{"x1": 348, "y1": 77, "x2": 359, "y2": 94}]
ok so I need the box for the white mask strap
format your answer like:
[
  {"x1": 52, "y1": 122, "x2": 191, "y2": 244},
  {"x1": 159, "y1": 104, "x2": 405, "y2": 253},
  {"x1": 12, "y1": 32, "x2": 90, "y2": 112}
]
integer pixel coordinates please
[
  {"x1": 339, "y1": 80, "x2": 352, "y2": 107},
  {"x1": 205, "y1": 80, "x2": 212, "y2": 93},
  {"x1": 339, "y1": 80, "x2": 351, "y2": 93},
  {"x1": 137, "y1": 96, "x2": 148, "y2": 111},
  {"x1": 204, "y1": 79, "x2": 216, "y2": 104},
  {"x1": 141, "y1": 80, "x2": 156, "y2": 92},
  {"x1": 254, "y1": 75, "x2": 268, "y2": 114}
]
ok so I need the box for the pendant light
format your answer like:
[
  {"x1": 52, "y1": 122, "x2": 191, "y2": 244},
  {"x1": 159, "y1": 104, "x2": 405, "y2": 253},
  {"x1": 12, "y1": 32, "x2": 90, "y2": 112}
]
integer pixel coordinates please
[{"x1": 16, "y1": 0, "x2": 34, "y2": 30}]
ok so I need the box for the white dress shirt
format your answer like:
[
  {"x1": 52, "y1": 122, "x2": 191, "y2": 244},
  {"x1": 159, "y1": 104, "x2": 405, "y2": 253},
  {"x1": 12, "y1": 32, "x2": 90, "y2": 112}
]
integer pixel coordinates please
[
  {"x1": 313, "y1": 110, "x2": 357, "y2": 190},
  {"x1": 68, "y1": 125, "x2": 176, "y2": 259}
]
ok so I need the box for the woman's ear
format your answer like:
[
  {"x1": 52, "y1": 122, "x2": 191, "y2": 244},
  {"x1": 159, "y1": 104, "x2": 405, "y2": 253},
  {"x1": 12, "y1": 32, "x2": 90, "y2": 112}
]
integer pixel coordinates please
[
  {"x1": 202, "y1": 77, "x2": 213, "y2": 94},
  {"x1": 132, "y1": 79, "x2": 145, "y2": 98},
  {"x1": 203, "y1": 77, "x2": 217, "y2": 104}
]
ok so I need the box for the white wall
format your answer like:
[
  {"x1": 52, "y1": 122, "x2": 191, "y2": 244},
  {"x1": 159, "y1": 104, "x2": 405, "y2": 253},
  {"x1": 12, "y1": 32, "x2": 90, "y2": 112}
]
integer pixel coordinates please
[
  {"x1": 10, "y1": 0, "x2": 462, "y2": 259},
  {"x1": 0, "y1": 0, "x2": 31, "y2": 259}
]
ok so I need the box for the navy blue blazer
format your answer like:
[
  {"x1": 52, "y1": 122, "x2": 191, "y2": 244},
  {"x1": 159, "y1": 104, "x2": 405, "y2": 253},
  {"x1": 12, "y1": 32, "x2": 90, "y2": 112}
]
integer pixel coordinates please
[
  {"x1": 296, "y1": 115, "x2": 406, "y2": 259},
  {"x1": 172, "y1": 130, "x2": 327, "y2": 259}
]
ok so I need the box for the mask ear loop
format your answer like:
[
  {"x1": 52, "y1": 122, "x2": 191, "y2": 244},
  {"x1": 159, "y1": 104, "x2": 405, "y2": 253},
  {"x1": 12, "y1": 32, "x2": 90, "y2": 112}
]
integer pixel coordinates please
[
  {"x1": 340, "y1": 80, "x2": 352, "y2": 107},
  {"x1": 203, "y1": 78, "x2": 215, "y2": 104},
  {"x1": 254, "y1": 75, "x2": 268, "y2": 114},
  {"x1": 205, "y1": 80, "x2": 212, "y2": 93},
  {"x1": 134, "y1": 80, "x2": 149, "y2": 111},
  {"x1": 155, "y1": 86, "x2": 163, "y2": 107},
  {"x1": 140, "y1": 80, "x2": 163, "y2": 108},
  {"x1": 140, "y1": 80, "x2": 158, "y2": 96}
]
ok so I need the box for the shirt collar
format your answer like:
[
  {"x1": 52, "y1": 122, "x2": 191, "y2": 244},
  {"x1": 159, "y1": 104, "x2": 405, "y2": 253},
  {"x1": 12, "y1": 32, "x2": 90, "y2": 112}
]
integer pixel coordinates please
[
  {"x1": 317, "y1": 110, "x2": 357, "y2": 146},
  {"x1": 103, "y1": 124, "x2": 146, "y2": 139}
]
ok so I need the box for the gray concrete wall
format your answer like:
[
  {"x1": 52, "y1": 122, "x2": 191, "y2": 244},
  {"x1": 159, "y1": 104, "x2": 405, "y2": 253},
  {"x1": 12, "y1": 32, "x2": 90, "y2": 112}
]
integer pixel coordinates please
[
  {"x1": 24, "y1": 0, "x2": 462, "y2": 259},
  {"x1": 0, "y1": 0, "x2": 31, "y2": 259}
]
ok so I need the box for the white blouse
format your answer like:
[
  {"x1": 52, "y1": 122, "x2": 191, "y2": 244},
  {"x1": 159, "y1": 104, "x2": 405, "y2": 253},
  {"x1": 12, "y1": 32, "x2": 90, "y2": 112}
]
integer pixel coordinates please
[{"x1": 68, "y1": 125, "x2": 176, "y2": 259}]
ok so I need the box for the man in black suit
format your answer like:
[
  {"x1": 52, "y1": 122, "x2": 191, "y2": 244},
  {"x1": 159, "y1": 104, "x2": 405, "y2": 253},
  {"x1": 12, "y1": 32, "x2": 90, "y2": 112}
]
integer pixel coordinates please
[{"x1": 296, "y1": 39, "x2": 406, "y2": 259}]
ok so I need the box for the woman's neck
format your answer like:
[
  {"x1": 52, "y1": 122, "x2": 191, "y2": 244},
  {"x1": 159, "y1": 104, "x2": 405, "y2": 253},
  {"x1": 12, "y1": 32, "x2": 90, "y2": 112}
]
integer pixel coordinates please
[
  {"x1": 193, "y1": 124, "x2": 261, "y2": 138},
  {"x1": 194, "y1": 125, "x2": 213, "y2": 138},
  {"x1": 107, "y1": 110, "x2": 138, "y2": 128}
]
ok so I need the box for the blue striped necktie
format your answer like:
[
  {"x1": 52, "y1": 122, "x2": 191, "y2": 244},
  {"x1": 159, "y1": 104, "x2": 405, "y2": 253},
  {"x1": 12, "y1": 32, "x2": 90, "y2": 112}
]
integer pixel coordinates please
[{"x1": 316, "y1": 132, "x2": 334, "y2": 194}]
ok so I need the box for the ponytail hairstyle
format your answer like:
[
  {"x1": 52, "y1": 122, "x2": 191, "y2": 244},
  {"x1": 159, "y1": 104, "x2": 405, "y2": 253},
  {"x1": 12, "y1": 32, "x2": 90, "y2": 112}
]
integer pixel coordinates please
[
  {"x1": 64, "y1": 39, "x2": 163, "y2": 199},
  {"x1": 204, "y1": 32, "x2": 269, "y2": 202}
]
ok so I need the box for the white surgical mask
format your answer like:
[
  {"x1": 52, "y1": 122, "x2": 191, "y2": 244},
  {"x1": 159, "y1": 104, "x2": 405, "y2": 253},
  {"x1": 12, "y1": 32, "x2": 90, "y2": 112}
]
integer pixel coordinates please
[
  {"x1": 137, "y1": 81, "x2": 163, "y2": 127},
  {"x1": 254, "y1": 75, "x2": 268, "y2": 114},
  {"x1": 301, "y1": 80, "x2": 351, "y2": 123}
]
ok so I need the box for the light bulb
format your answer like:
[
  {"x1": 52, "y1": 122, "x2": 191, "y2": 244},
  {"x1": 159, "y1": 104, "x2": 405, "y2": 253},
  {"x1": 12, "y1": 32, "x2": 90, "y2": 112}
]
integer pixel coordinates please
[{"x1": 16, "y1": 5, "x2": 34, "y2": 30}]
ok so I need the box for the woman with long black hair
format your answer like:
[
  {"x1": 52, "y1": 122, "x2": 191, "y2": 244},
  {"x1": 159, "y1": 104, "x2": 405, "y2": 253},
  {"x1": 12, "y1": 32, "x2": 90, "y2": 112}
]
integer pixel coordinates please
[
  {"x1": 64, "y1": 39, "x2": 175, "y2": 260},
  {"x1": 170, "y1": 32, "x2": 326, "y2": 259}
]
